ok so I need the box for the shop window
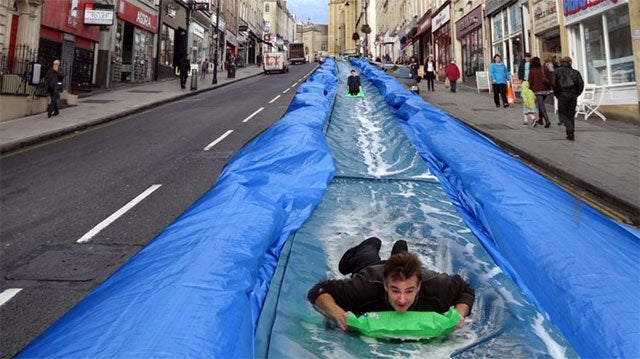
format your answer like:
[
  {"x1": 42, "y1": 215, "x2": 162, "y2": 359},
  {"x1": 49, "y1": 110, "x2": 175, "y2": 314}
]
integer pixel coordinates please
[
  {"x1": 583, "y1": 15, "x2": 606, "y2": 85},
  {"x1": 606, "y1": 6, "x2": 634, "y2": 84},
  {"x1": 492, "y1": 13, "x2": 503, "y2": 41},
  {"x1": 509, "y1": 5, "x2": 521, "y2": 34}
]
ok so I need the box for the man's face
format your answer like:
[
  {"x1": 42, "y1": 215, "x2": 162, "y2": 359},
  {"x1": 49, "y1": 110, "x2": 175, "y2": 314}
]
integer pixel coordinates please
[
  {"x1": 384, "y1": 275, "x2": 421, "y2": 313},
  {"x1": 351, "y1": 71, "x2": 356, "y2": 76}
]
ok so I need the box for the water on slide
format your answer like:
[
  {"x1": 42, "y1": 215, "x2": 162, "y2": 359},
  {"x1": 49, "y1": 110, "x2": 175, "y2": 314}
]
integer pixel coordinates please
[{"x1": 256, "y1": 62, "x2": 579, "y2": 358}]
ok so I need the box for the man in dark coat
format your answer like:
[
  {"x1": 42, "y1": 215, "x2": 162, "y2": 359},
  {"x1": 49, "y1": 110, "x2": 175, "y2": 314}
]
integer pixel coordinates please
[
  {"x1": 307, "y1": 237, "x2": 475, "y2": 331},
  {"x1": 178, "y1": 56, "x2": 190, "y2": 89},
  {"x1": 347, "y1": 69, "x2": 361, "y2": 95},
  {"x1": 46, "y1": 59, "x2": 65, "y2": 118},
  {"x1": 552, "y1": 56, "x2": 584, "y2": 141}
]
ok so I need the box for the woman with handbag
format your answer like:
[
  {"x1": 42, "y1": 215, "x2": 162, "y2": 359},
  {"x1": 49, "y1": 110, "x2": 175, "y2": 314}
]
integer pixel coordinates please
[
  {"x1": 488, "y1": 54, "x2": 511, "y2": 108},
  {"x1": 423, "y1": 55, "x2": 436, "y2": 91},
  {"x1": 527, "y1": 56, "x2": 553, "y2": 127}
]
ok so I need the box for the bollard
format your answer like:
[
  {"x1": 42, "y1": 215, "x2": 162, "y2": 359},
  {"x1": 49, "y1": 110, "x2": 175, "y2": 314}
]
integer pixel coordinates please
[
  {"x1": 190, "y1": 69, "x2": 198, "y2": 90},
  {"x1": 227, "y1": 64, "x2": 236, "y2": 78}
]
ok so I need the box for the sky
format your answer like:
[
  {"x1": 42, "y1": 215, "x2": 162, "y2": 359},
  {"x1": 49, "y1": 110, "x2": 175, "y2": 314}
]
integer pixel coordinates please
[{"x1": 286, "y1": 0, "x2": 329, "y2": 24}]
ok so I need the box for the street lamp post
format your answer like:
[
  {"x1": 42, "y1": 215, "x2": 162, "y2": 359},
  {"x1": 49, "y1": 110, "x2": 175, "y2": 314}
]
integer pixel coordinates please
[{"x1": 212, "y1": 0, "x2": 220, "y2": 84}]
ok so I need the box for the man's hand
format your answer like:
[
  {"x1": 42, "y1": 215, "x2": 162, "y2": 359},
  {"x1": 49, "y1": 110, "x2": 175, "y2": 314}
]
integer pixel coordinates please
[
  {"x1": 315, "y1": 293, "x2": 351, "y2": 331},
  {"x1": 454, "y1": 303, "x2": 470, "y2": 329}
]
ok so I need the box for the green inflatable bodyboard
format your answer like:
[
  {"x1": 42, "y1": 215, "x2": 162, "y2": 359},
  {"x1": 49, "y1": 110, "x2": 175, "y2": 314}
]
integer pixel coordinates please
[
  {"x1": 345, "y1": 88, "x2": 365, "y2": 98},
  {"x1": 346, "y1": 308, "x2": 461, "y2": 340}
]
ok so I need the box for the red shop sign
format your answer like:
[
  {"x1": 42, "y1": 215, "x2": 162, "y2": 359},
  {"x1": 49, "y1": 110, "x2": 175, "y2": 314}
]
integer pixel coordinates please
[{"x1": 117, "y1": 0, "x2": 157, "y2": 33}]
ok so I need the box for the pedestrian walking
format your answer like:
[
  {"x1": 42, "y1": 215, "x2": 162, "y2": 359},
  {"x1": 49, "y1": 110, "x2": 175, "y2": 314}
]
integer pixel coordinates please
[
  {"x1": 552, "y1": 56, "x2": 584, "y2": 141},
  {"x1": 489, "y1": 54, "x2": 511, "y2": 108},
  {"x1": 408, "y1": 55, "x2": 419, "y2": 75},
  {"x1": 521, "y1": 81, "x2": 537, "y2": 127},
  {"x1": 200, "y1": 58, "x2": 208, "y2": 80},
  {"x1": 178, "y1": 55, "x2": 190, "y2": 89},
  {"x1": 445, "y1": 59, "x2": 460, "y2": 93},
  {"x1": 46, "y1": 59, "x2": 65, "y2": 118},
  {"x1": 423, "y1": 55, "x2": 436, "y2": 91},
  {"x1": 528, "y1": 56, "x2": 553, "y2": 127},
  {"x1": 517, "y1": 52, "x2": 532, "y2": 85}
]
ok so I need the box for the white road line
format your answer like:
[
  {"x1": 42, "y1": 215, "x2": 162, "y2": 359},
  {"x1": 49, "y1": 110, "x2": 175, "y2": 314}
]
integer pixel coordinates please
[
  {"x1": 282, "y1": 88, "x2": 290, "y2": 94},
  {"x1": 77, "y1": 184, "x2": 162, "y2": 243},
  {"x1": 242, "y1": 107, "x2": 264, "y2": 123},
  {"x1": 268, "y1": 95, "x2": 281, "y2": 103},
  {"x1": 292, "y1": 81, "x2": 299, "y2": 87},
  {"x1": 0, "y1": 288, "x2": 22, "y2": 307},
  {"x1": 204, "y1": 130, "x2": 233, "y2": 151}
]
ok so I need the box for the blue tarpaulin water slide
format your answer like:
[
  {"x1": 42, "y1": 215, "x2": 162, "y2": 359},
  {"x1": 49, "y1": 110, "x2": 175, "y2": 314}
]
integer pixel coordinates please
[{"x1": 18, "y1": 58, "x2": 639, "y2": 358}]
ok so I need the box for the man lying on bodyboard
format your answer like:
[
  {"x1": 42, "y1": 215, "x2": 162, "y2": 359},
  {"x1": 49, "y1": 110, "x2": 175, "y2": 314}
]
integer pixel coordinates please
[{"x1": 346, "y1": 69, "x2": 365, "y2": 98}]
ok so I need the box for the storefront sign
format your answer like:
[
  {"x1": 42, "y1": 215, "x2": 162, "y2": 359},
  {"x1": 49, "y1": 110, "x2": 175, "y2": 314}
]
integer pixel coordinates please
[
  {"x1": 193, "y1": 23, "x2": 205, "y2": 38},
  {"x1": 432, "y1": 5, "x2": 450, "y2": 33},
  {"x1": 485, "y1": 0, "x2": 512, "y2": 16},
  {"x1": 416, "y1": 12, "x2": 432, "y2": 37},
  {"x1": 456, "y1": 6, "x2": 482, "y2": 39},
  {"x1": 532, "y1": 0, "x2": 558, "y2": 33},
  {"x1": 564, "y1": 0, "x2": 626, "y2": 25},
  {"x1": 84, "y1": 3, "x2": 114, "y2": 25},
  {"x1": 117, "y1": 0, "x2": 157, "y2": 33}
]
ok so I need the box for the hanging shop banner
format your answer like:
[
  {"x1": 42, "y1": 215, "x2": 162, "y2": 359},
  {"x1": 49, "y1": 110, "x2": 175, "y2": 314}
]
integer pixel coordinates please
[
  {"x1": 432, "y1": 5, "x2": 450, "y2": 33},
  {"x1": 456, "y1": 6, "x2": 482, "y2": 39},
  {"x1": 84, "y1": 3, "x2": 115, "y2": 25},
  {"x1": 532, "y1": 0, "x2": 559, "y2": 33},
  {"x1": 117, "y1": 0, "x2": 158, "y2": 33}
]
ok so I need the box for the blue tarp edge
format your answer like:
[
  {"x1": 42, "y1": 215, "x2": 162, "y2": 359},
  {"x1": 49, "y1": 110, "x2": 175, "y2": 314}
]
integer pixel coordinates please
[{"x1": 17, "y1": 60, "x2": 339, "y2": 358}]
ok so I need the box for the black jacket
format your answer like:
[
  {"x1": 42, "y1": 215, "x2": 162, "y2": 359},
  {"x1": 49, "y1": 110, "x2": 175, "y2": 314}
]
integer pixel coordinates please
[
  {"x1": 307, "y1": 264, "x2": 475, "y2": 315},
  {"x1": 46, "y1": 68, "x2": 64, "y2": 94},
  {"x1": 552, "y1": 62, "x2": 584, "y2": 97},
  {"x1": 347, "y1": 75, "x2": 361, "y2": 90}
]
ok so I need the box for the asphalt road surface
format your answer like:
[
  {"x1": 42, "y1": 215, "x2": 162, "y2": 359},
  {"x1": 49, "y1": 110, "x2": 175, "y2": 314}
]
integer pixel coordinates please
[{"x1": 0, "y1": 62, "x2": 318, "y2": 358}]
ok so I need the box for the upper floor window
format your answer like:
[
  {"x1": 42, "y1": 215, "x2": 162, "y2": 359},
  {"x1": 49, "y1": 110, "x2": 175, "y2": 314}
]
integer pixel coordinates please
[{"x1": 265, "y1": 3, "x2": 270, "y2": 12}]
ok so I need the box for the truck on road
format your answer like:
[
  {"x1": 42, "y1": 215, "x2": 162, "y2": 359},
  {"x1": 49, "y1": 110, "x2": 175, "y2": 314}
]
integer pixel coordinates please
[
  {"x1": 288, "y1": 43, "x2": 306, "y2": 64},
  {"x1": 263, "y1": 52, "x2": 289, "y2": 74}
]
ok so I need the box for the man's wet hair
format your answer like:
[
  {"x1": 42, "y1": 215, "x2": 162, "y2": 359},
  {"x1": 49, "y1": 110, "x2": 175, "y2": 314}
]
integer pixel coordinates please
[{"x1": 384, "y1": 252, "x2": 422, "y2": 283}]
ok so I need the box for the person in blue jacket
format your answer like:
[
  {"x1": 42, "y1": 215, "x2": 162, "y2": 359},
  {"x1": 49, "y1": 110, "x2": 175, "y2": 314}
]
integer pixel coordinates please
[{"x1": 489, "y1": 54, "x2": 511, "y2": 108}]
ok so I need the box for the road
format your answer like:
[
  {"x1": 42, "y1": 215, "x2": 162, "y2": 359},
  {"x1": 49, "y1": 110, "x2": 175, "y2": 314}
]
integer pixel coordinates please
[{"x1": 0, "y1": 63, "x2": 316, "y2": 358}]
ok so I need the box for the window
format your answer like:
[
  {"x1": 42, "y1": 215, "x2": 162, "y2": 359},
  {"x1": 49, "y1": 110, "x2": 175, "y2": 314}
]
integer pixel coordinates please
[
  {"x1": 572, "y1": 4, "x2": 633, "y2": 85},
  {"x1": 492, "y1": 12, "x2": 503, "y2": 41},
  {"x1": 508, "y1": 5, "x2": 521, "y2": 33},
  {"x1": 606, "y1": 6, "x2": 634, "y2": 84},
  {"x1": 265, "y1": 3, "x2": 270, "y2": 12}
]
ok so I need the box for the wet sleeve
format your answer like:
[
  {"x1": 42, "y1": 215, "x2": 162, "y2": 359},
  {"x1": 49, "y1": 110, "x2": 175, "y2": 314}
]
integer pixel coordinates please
[
  {"x1": 307, "y1": 275, "x2": 377, "y2": 311},
  {"x1": 448, "y1": 274, "x2": 475, "y2": 312}
]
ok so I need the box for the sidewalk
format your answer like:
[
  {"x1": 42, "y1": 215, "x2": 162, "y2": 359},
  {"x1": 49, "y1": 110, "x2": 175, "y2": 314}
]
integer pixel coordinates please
[
  {"x1": 0, "y1": 65, "x2": 264, "y2": 153},
  {"x1": 417, "y1": 80, "x2": 639, "y2": 225},
  {"x1": 1, "y1": 66, "x2": 637, "y2": 225}
]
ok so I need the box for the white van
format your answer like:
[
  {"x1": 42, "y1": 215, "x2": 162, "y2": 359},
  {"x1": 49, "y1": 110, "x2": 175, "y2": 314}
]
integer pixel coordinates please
[{"x1": 263, "y1": 52, "x2": 289, "y2": 74}]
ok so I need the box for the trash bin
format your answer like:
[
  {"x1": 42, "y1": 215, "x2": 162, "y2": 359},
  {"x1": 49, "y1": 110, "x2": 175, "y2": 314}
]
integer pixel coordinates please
[
  {"x1": 190, "y1": 69, "x2": 198, "y2": 90},
  {"x1": 227, "y1": 64, "x2": 236, "y2": 78}
]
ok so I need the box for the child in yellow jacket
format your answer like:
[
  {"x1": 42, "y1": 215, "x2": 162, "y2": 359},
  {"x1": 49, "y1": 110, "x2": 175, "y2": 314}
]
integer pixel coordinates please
[{"x1": 521, "y1": 81, "x2": 537, "y2": 127}]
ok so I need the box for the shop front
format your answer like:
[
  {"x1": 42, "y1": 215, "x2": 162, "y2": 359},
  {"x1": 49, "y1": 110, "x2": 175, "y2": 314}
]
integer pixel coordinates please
[
  {"x1": 456, "y1": 5, "x2": 484, "y2": 79},
  {"x1": 532, "y1": 0, "x2": 561, "y2": 63},
  {"x1": 112, "y1": 0, "x2": 157, "y2": 83},
  {"x1": 432, "y1": 3, "x2": 451, "y2": 78},
  {"x1": 38, "y1": 0, "x2": 100, "y2": 94},
  {"x1": 564, "y1": 0, "x2": 637, "y2": 118},
  {"x1": 401, "y1": 12, "x2": 433, "y2": 63},
  {"x1": 159, "y1": 1, "x2": 188, "y2": 78},
  {"x1": 486, "y1": 0, "x2": 523, "y2": 76}
]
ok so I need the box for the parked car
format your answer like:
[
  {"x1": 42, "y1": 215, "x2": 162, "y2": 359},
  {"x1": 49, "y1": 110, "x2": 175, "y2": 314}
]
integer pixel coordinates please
[{"x1": 382, "y1": 64, "x2": 421, "y2": 94}]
